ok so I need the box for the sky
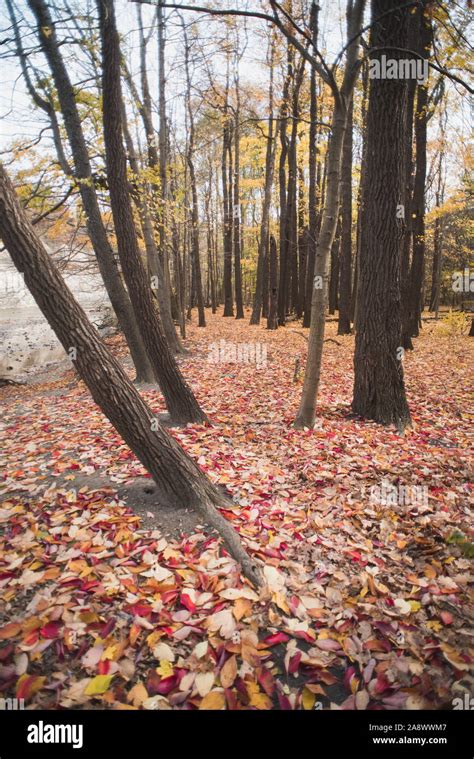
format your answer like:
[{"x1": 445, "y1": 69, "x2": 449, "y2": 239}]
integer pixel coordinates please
[{"x1": 0, "y1": 0, "x2": 471, "y2": 201}]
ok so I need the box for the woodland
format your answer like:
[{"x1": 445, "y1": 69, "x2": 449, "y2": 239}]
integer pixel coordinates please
[{"x1": 0, "y1": 0, "x2": 472, "y2": 717}]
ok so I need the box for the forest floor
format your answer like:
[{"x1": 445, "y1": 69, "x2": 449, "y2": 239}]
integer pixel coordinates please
[{"x1": 0, "y1": 311, "x2": 472, "y2": 710}]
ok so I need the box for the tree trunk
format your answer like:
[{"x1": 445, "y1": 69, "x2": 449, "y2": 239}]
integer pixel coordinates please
[
  {"x1": 294, "y1": 101, "x2": 347, "y2": 427},
  {"x1": 430, "y1": 119, "x2": 445, "y2": 315},
  {"x1": 402, "y1": 7, "x2": 431, "y2": 348},
  {"x1": 222, "y1": 117, "x2": 234, "y2": 316},
  {"x1": 250, "y1": 37, "x2": 276, "y2": 326},
  {"x1": 183, "y1": 25, "x2": 206, "y2": 327},
  {"x1": 267, "y1": 235, "x2": 278, "y2": 330},
  {"x1": 337, "y1": 95, "x2": 353, "y2": 334},
  {"x1": 352, "y1": 0, "x2": 411, "y2": 430},
  {"x1": 295, "y1": 0, "x2": 365, "y2": 428},
  {"x1": 303, "y1": 2, "x2": 320, "y2": 328},
  {"x1": 98, "y1": 0, "x2": 206, "y2": 426},
  {"x1": 0, "y1": 162, "x2": 260, "y2": 586},
  {"x1": 27, "y1": 0, "x2": 154, "y2": 383},
  {"x1": 328, "y1": 217, "x2": 341, "y2": 314},
  {"x1": 233, "y1": 60, "x2": 244, "y2": 320},
  {"x1": 156, "y1": 0, "x2": 178, "y2": 349},
  {"x1": 129, "y1": 5, "x2": 183, "y2": 354},
  {"x1": 277, "y1": 48, "x2": 292, "y2": 327}
]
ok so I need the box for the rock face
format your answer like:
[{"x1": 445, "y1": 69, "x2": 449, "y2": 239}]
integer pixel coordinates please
[{"x1": 0, "y1": 246, "x2": 113, "y2": 379}]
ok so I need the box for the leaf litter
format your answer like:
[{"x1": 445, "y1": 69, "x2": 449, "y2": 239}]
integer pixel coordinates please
[{"x1": 0, "y1": 315, "x2": 472, "y2": 710}]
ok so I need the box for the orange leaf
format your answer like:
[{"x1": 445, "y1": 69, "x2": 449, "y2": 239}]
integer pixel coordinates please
[
  {"x1": 16, "y1": 674, "x2": 45, "y2": 701},
  {"x1": 0, "y1": 623, "x2": 21, "y2": 640}
]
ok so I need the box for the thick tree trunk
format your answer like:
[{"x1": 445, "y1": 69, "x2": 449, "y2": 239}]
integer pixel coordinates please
[
  {"x1": 352, "y1": 0, "x2": 411, "y2": 430},
  {"x1": 337, "y1": 96, "x2": 353, "y2": 334},
  {"x1": 0, "y1": 162, "x2": 260, "y2": 586},
  {"x1": 27, "y1": 0, "x2": 154, "y2": 383},
  {"x1": 98, "y1": 0, "x2": 206, "y2": 426}
]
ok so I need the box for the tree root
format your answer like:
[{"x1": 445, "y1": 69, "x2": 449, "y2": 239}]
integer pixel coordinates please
[{"x1": 193, "y1": 493, "x2": 263, "y2": 587}]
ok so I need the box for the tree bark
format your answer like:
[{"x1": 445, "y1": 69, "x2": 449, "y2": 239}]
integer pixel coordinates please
[
  {"x1": 267, "y1": 235, "x2": 278, "y2": 330},
  {"x1": 277, "y1": 47, "x2": 292, "y2": 327},
  {"x1": 222, "y1": 117, "x2": 234, "y2": 317},
  {"x1": 302, "y1": 2, "x2": 320, "y2": 329},
  {"x1": 337, "y1": 95, "x2": 353, "y2": 334},
  {"x1": 233, "y1": 55, "x2": 244, "y2": 320},
  {"x1": 328, "y1": 217, "x2": 341, "y2": 314},
  {"x1": 352, "y1": 0, "x2": 411, "y2": 430},
  {"x1": 183, "y1": 24, "x2": 206, "y2": 327},
  {"x1": 402, "y1": 7, "x2": 431, "y2": 348}
]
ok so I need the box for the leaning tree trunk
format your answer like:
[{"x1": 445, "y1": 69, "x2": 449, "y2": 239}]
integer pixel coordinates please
[
  {"x1": 0, "y1": 162, "x2": 260, "y2": 586},
  {"x1": 98, "y1": 0, "x2": 206, "y2": 426},
  {"x1": 27, "y1": 0, "x2": 154, "y2": 383},
  {"x1": 352, "y1": 0, "x2": 411, "y2": 430}
]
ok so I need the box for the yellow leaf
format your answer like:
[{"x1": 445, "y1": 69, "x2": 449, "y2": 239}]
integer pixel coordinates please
[
  {"x1": 84, "y1": 674, "x2": 114, "y2": 696},
  {"x1": 409, "y1": 601, "x2": 421, "y2": 613},
  {"x1": 246, "y1": 681, "x2": 273, "y2": 710},
  {"x1": 302, "y1": 687, "x2": 316, "y2": 710},
  {"x1": 156, "y1": 660, "x2": 173, "y2": 678},
  {"x1": 199, "y1": 691, "x2": 226, "y2": 710}
]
